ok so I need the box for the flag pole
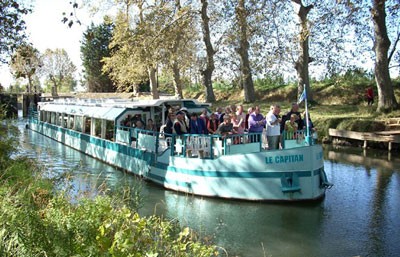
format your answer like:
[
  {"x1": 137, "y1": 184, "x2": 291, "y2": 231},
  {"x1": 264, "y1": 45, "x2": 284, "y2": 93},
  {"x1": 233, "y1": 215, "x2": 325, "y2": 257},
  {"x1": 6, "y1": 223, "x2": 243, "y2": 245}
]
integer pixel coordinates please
[{"x1": 303, "y1": 84, "x2": 312, "y2": 145}]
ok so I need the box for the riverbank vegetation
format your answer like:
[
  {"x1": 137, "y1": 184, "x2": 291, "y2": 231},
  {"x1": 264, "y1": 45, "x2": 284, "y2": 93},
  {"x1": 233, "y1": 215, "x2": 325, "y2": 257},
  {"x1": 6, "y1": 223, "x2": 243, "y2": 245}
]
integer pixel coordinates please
[
  {"x1": 0, "y1": 118, "x2": 219, "y2": 256},
  {"x1": 184, "y1": 70, "x2": 400, "y2": 142}
]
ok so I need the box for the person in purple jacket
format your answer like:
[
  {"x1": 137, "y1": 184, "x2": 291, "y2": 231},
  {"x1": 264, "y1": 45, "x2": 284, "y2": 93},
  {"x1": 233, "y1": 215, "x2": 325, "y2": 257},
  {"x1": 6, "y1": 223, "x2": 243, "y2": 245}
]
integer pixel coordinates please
[{"x1": 248, "y1": 106, "x2": 266, "y2": 142}]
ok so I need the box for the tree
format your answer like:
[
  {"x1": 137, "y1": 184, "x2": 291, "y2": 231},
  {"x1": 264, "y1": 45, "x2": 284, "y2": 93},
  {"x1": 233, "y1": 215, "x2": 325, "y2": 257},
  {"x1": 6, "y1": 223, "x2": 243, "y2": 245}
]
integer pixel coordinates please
[
  {"x1": 199, "y1": 0, "x2": 216, "y2": 102},
  {"x1": 39, "y1": 49, "x2": 77, "y2": 96},
  {"x1": 81, "y1": 19, "x2": 115, "y2": 92},
  {"x1": 235, "y1": 0, "x2": 255, "y2": 103},
  {"x1": 371, "y1": 0, "x2": 398, "y2": 111},
  {"x1": 0, "y1": 0, "x2": 31, "y2": 63},
  {"x1": 292, "y1": 0, "x2": 313, "y2": 101},
  {"x1": 9, "y1": 44, "x2": 41, "y2": 93}
]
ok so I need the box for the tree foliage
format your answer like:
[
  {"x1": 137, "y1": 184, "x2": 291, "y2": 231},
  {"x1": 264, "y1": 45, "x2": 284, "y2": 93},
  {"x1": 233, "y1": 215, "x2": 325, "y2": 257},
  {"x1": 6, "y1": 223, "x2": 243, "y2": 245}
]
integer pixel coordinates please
[
  {"x1": 9, "y1": 44, "x2": 41, "y2": 93},
  {"x1": 81, "y1": 19, "x2": 115, "y2": 92},
  {"x1": 39, "y1": 49, "x2": 77, "y2": 96},
  {"x1": 71, "y1": 0, "x2": 400, "y2": 109},
  {"x1": 0, "y1": 0, "x2": 31, "y2": 63}
]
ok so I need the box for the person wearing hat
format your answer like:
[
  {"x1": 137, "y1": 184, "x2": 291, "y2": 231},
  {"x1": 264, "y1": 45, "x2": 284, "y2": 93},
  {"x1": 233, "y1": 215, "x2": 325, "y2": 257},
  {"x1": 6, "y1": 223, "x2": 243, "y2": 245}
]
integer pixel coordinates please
[
  {"x1": 179, "y1": 107, "x2": 190, "y2": 128},
  {"x1": 173, "y1": 111, "x2": 188, "y2": 135}
]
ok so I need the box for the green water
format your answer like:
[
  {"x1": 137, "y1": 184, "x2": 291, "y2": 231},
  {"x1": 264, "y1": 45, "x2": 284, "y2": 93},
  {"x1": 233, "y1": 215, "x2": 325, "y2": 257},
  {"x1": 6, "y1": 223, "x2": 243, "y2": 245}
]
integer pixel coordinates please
[{"x1": 19, "y1": 123, "x2": 400, "y2": 257}]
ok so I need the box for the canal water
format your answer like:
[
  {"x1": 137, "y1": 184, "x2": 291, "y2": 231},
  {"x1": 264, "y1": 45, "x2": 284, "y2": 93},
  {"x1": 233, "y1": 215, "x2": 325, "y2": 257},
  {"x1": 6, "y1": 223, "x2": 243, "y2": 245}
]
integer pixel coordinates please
[{"x1": 17, "y1": 119, "x2": 400, "y2": 257}]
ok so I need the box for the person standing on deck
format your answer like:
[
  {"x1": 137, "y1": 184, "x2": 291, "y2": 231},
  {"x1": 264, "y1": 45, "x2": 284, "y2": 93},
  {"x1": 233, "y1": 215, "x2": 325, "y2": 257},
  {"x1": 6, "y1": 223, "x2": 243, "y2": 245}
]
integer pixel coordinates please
[
  {"x1": 248, "y1": 106, "x2": 266, "y2": 142},
  {"x1": 281, "y1": 103, "x2": 303, "y2": 133},
  {"x1": 266, "y1": 105, "x2": 281, "y2": 150},
  {"x1": 189, "y1": 113, "x2": 206, "y2": 134},
  {"x1": 173, "y1": 111, "x2": 188, "y2": 135}
]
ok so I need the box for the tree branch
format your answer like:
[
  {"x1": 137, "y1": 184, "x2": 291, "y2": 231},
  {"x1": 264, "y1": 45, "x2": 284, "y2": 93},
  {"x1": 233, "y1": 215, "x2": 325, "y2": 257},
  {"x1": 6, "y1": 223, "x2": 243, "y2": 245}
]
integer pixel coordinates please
[{"x1": 388, "y1": 30, "x2": 400, "y2": 64}]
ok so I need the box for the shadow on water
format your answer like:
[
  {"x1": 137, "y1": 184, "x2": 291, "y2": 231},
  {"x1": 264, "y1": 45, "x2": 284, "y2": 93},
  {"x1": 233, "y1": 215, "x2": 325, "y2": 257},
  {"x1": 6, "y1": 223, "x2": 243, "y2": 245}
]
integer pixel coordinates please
[{"x1": 16, "y1": 118, "x2": 400, "y2": 257}]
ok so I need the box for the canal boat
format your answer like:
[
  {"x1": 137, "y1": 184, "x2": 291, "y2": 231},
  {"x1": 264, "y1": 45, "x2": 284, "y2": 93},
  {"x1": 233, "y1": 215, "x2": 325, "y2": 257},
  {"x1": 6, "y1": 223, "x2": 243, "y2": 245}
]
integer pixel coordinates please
[{"x1": 28, "y1": 98, "x2": 331, "y2": 201}]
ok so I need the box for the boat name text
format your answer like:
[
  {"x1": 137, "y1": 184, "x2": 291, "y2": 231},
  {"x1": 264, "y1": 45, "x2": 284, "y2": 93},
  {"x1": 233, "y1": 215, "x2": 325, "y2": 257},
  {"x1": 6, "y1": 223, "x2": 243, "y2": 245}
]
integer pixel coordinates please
[{"x1": 265, "y1": 154, "x2": 304, "y2": 164}]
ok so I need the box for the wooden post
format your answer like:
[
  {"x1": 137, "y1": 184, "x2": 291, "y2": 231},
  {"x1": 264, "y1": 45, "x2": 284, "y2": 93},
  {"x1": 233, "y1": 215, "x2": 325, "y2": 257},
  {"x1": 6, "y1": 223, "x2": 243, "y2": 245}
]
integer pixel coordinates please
[
  {"x1": 363, "y1": 140, "x2": 367, "y2": 149},
  {"x1": 388, "y1": 141, "x2": 392, "y2": 152}
]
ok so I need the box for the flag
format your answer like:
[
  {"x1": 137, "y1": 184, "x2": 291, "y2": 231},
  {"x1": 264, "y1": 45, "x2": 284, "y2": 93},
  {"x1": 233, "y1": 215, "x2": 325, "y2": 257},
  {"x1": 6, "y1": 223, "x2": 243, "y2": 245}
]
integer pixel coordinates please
[{"x1": 298, "y1": 87, "x2": 307, "y2": 104}]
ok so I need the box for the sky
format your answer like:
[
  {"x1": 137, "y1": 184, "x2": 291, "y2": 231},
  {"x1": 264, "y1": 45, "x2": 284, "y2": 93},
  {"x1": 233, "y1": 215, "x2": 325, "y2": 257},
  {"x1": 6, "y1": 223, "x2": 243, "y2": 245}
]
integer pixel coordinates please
[{"x1": 0, "y1": 0, "x2": 95, "y2": 88}]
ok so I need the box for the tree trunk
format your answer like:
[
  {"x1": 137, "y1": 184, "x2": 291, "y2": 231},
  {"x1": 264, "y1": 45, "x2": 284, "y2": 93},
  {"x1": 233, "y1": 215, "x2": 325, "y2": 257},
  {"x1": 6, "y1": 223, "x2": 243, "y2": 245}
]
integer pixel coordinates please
[
  {"x1": 236, "y1": 0, "x2": 255, "y2": 103},
  {"x1": 200, "y1": 0, "x2": 216, "y2": 103},
  {"x1": 148, "y1": 66, "x2": 159, "y2": 99},
  {"x1": 171, "y1": 0, "x2": 183, "y2": 99},
  {"x1": 50, "y1": 76, "x2": 58, "y2": 97},
  {"x1": 172, "y1": 61, "x2": 183, "y2": 99},
  {"x1": 372, "y1": 0, "x2": 398, "y2": 112},
  {"x1": 27, "y1": 76, "x2": 32, "y2": 93},
  {"x1": 292, "y1": 0, "x2": 313, "y2": 102}
]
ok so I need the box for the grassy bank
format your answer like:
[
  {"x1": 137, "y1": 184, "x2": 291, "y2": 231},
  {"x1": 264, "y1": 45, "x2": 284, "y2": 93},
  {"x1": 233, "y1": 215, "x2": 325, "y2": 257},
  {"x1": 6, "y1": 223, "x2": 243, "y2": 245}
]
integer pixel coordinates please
[{"x1": 0, "y1": 120, "x2": 219, "y2": 257}]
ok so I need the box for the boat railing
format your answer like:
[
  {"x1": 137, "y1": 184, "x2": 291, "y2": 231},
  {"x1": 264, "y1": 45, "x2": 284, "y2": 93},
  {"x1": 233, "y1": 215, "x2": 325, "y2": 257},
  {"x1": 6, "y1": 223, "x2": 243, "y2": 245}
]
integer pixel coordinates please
[
  {"x1": 281, "y1": 129, "x2": 316, "y2": 149},
  {"x1": 114, "y1": 125, "x2": 264, "y2": 159},
  {"x1": 171, "y1": 132, "x2": 263, "y2": 159}
]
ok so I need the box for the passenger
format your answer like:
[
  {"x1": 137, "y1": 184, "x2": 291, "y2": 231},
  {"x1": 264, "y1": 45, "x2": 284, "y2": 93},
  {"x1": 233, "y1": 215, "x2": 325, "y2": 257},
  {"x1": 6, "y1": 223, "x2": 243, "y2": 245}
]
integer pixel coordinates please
[
  {"x1": 164, "y1": 111, "x2": 175, "y2": 135},
  {"x1": 248, "y1": 106, "x2": 265, "y2": 142},
  {"x1": 281, "y1": 103, "x2": 303, "y2": 133},
  {"x1": 135, "y1": 120, "x2": 144, "y2": 129},
  {"x1": 214, "y1": 107, "x2": 223, "y2": 121},
  {"x1": 216, "y1": 114, "x2": 234, "y2": 139},
  {"x1": 199, "y1": 108, "x2": 209, "y2": 133},
  {"x1": 245, "y1": 107, "x2": 254, "y2": 131},
  {"x1": 123, "y1": 115, "x2": 132, "y2": 127},
  {"x1": 189, "y1": 113, "x2": 206, "y2": 134},
  {"x1": 207, "y1": 113, "x2": 219, "y2": 134},
  {"x1": 219, "y1": 106, "x2": 233, "y2": 124},
  {"x1": 231, "y1": 113, "x2": 243, "y2": 144},
  {"x1": 173, "y1": 111, "x2": 188, "y2": 135},
  {"x1": 132, "y1": 120, "x2": 145, "y2": 141},
  {"x1": 179, "y1": 107, "x2": 190, "y2": 129},
  {"x1": 284, "y1": 114, "x2": 298, "y2": 139},
  {"x1": 145, "y1": 118, "x2": 157, "y2": 132},
  {"x1": 266, "y1": 104, "x2": 281, "y2": 150},
  {"x1": 236, "y1": 105, "x2": 246, "y2": 133}
]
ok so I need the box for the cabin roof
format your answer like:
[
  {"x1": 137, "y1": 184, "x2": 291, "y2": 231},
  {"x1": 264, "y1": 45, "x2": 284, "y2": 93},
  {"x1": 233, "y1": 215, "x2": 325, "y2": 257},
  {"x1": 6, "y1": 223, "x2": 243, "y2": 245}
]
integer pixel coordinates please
[
  {"x1": 39, "y1": 102, "x2": 126, "y2": 121},
  {"x1": 37, "y1": 98, "x2": 211, "y2": 120}
]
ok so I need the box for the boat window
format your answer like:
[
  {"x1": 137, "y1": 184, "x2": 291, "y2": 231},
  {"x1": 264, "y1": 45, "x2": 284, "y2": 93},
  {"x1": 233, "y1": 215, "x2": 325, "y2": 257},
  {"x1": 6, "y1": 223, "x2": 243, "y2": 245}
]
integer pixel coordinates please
[
  {"x1": 75, "y1": 115, "x2": 83, "y2": 132},
  {"x1": 68, "y1": 115, "x2": 74, "y2": 129},
  {"x1": 106, "y1": 120, "x2": 114, "y2": 141},
  {"x1": 51, "y1": 112, "x2": 56, "y2": 124},
  {"x1": 84, "y1": 117, "x2": 91, "y2": 134},
  {"x1": 95, "y1": 119, "x2": 102, "y2": 137}
]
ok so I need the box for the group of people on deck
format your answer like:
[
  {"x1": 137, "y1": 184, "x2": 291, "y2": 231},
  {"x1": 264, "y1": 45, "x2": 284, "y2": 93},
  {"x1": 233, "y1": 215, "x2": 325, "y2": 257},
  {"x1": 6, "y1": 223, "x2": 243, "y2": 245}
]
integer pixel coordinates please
[{"x1": 162, "y1": 102, "x2": 314, "y2": 150}]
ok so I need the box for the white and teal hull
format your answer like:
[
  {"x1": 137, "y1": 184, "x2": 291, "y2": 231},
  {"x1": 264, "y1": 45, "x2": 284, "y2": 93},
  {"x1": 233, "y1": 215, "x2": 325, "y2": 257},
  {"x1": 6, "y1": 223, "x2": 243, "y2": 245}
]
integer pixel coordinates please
[{"x1": 29, "y1": 120, "x2": 327, "y2": 201}]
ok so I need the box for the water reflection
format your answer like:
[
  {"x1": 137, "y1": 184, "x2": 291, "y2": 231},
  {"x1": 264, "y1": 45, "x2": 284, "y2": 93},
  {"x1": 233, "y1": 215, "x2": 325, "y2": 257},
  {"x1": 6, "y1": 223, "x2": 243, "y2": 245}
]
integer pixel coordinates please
[{"x1": 17, "y1": 121, "x2": 400, "y2": 257}]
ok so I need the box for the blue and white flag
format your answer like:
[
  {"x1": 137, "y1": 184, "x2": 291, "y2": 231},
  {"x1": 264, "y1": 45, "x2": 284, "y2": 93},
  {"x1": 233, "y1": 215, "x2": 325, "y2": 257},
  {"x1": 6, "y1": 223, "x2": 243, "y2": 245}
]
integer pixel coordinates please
[{"x1": 298, "y1": 87, "x2": 307, "y2": 104}]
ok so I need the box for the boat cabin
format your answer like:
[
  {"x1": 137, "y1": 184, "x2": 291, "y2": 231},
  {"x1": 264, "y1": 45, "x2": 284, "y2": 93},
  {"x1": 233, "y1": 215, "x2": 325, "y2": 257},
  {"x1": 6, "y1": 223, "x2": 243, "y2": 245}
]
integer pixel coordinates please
[{"x1": 36, "y1": 98, "x2": 211, "y2": 142}]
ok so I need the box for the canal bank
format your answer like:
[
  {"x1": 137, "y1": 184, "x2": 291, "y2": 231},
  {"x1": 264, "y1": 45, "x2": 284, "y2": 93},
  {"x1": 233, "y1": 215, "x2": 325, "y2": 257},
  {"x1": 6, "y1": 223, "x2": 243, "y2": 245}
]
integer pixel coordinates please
[{"x1": 18, "y1": 119, "x2": 400, "y2": 257}]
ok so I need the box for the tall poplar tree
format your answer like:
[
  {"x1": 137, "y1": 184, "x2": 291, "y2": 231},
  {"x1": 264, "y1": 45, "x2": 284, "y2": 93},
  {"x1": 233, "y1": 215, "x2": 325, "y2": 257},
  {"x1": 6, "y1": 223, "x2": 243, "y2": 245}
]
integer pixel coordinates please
[{"x1": 81, "y1": 20, "x2": 114, "y2": 92}]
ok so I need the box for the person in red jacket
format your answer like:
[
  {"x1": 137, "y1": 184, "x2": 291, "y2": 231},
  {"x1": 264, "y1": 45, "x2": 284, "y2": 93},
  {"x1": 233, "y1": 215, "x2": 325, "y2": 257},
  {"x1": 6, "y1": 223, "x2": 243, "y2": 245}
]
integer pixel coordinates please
[{"x1": 366, "y1": 87, "x2": 374, "y2": 105}]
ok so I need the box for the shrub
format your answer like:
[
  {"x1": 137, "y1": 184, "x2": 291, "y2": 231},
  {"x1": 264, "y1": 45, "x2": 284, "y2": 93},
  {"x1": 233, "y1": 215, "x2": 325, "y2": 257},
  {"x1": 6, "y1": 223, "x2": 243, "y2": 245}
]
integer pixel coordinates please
[{"x1": 0, "y1": 118, "x2": 219, "y2": 256}]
